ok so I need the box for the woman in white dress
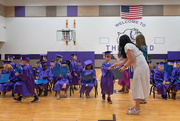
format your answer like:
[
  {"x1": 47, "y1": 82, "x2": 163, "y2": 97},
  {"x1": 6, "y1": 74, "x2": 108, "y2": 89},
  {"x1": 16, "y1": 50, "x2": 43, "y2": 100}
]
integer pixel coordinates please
[{"x1": 108, "y1": 35, "x2": 150, "y2": 115}]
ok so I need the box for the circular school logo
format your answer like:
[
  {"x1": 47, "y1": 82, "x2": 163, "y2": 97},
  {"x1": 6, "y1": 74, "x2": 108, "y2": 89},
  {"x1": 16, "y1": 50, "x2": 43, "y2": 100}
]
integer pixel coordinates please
[{"x1": 116, "y1": 28, "x2": 142, "y2": 44}]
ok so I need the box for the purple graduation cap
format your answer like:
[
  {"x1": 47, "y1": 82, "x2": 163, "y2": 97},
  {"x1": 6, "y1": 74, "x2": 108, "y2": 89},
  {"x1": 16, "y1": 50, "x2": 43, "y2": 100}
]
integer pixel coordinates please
[
  {"x1": 8, "y1": 55, "x2": 14, "y2": 59},
  {"x1": 40, "y1": 54, "x2": 47, "y2": 57},
  {"x1": 103, "y1": 51, "x2": 112, "y2": 58},
  {"x1": 77, "y1": 60, "x2": 81, "y2": 63},
  {"x1": 21, "y1": 54, "x2": 30, "y2": 61},
  {"x1": 176, "y1": 60, "x2": 180, "y2": 64},
  {"x1": 84, "y1": 60, "x2": 93, "y2": 66},
  {"x1": 3, "y1": 60, "x2": 11, "y2": 64},
  {"x1": 167, "y1": 60, "x2": 175, "y2": 64},
  {"x1": 157, "y1": 62, "x2": 165, "y2": 66},
  {"x1": 71, "y1": 54, "x2": 77, "y2": 57},
  {"x1": 36, "y1": 61, "x2": 41, "y2": 64},
  {"x1": 61, "y1": 60, "x2": 67, "y2": 64},
  {"x1": 104, "y1": 51, "x2": 112, "y2": 56},
  {"x1": 56, "y1": 54, "x2": 63, "y2": 58},
  {"x1": 50, "y1": 60, "x2": 55, "y2": 63},
  {"x1": 41, "y1": 61, "x2": 48, "y2": 66}
]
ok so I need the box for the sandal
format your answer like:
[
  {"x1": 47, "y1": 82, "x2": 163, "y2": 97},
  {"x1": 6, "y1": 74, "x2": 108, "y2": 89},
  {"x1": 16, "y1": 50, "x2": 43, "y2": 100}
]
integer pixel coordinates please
[
  {"x1": 128, "y1": 107, "x2": 135, "y2": 110},
  {"x1": 140, "y1": 100, "x2": 147, "y2": 104},
  {"x1": 127, "y1": 108, "x2": 140, "y2": 115}
]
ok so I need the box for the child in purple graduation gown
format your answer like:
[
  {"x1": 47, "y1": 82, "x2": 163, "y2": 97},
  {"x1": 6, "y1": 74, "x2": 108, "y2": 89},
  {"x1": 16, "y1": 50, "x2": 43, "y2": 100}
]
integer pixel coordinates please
[
  {"x1": 53, "y1": 61, "x2": 72, "y2": 99},
  {"x1": 0, "y1": 61, "x2": 16, "y2": 98},
  {"x1": 77, "y1": 60, "x2": 83, "y2": 80},
  {"x1": 53, "y1": 55, "x2": 63, "y2": 85},
  {"x1": 13, "y1": 55, "x2": 39, "y2": 103},
  {"x1": 164, "y1": 60, "x2": 174, "y2": 84},
  {"x1": 79, "y1": 60, "x2": 97, "y2": 98},
  {"x1": 154, "y1": 62, "x2": 171, "y2": 100},
  {"x1": 36, "y1": 61, "x2": 51, "y2": 96},
  {"x1": 148, "y1": 61, "x2": 155, "y2": 84},
  {"x1": 70, "y1": 54, "x2": 79, "y2": 90},
  {"x1": 35, "y1": 61, "x2": 42, "y2": 78},
  {"x1": 8, "y1": 55, "x2": 17, "y2": 69},
  {"x1": 55, "y1": 54, "x2": 63, "y2": 67},
  {"x1": 49, "y1": 60, "x2": 55, "y2": 81},
  {"x1": 101, "y1": 51, "x2": 115, "y2": 104},
  {"x1": 171, "y1": 60, "x2": 180, "y2": 99}
]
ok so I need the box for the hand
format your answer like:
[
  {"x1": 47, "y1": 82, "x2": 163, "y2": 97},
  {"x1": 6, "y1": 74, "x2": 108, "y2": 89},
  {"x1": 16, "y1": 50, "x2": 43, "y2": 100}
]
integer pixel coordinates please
[
  {"x1": 119, "y1": 66, "x2": 126, "y2": 72},
  {"x1": 37, "y1": 70, "x2": 39, "y2": 72},
  {"x1": 163, "y1": 81, "x2": 166, "y2": 85},
  {"x1": 108, "y1": 64, "x2": 115, "y2": 70},
  {"x1": 178, "y1": 78, "x2": 180, "y2": 80},
  {"x1": 8, "y1": 80, "x2": 10, "y2": 83},
  {"x1": 93, "y1": 77, "x2": 95, "y2": 79},
  {"x1": 67, "y1": 73, "x2": 69, "y2": 77},
  {"x1": 59, "y1": 74, "x2": 62, "y2": 78},
  {"x1": 113, "y1": 80, "x2": 115, "y2": 83},
  {"x1": 15, "y1": 73, "x2": 19, "y2": 76},
  {"x1": 166, "y1": 82, "x2": 170, "y2": 85},
  {"x1": 74, "y1": 73, "x2": 77, "y2": 77}
]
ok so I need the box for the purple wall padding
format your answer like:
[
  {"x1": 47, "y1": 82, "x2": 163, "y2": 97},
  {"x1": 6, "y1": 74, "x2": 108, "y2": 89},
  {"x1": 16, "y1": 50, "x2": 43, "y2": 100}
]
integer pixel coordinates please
[
  {"x1": 15, "y1": 6, "x2": 25, "y2": 17},
  {"x1": 67, "y1": 6, "x2": 77, "y2": 16},
  {"x1": 4, "y1": 54, "x2": 168, "y2": 60},
  {"x1": 168, "y1": 51, "x2": 180, "y2": 60},
  {"x1": 47, "y1": 51, "x2": 95, "y2": 67}
]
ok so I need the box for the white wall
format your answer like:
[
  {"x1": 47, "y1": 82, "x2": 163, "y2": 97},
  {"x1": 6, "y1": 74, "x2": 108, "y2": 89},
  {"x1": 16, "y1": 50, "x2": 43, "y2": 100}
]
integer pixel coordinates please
[
  {"x1": 1, "y1": 17, "x2": 180, "y2": 54},
  {"x1": 0, "y1": 16, "x2": 6, "y2": 42}
]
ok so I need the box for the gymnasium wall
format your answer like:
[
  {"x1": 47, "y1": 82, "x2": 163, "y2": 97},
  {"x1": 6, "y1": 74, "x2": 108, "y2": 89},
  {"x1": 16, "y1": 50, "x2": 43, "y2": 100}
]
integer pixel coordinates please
[
  {"x1": 1, "y1": 16, "x2": 180, "y2": 54},
  {"x1": 0, "y1": 5, "x2": 180, "y2": 67}
]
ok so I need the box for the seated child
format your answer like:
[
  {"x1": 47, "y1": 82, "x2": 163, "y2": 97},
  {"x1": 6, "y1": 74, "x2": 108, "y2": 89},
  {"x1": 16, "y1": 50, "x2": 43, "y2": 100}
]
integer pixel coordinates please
[
  {"x1": 171, "y1": 60, "x2": 180, "y2": 99},
  {"x1": 53, "y1": 61, "x2": 72, "y2": 99},
  {"x1": 0, "y1": 61, "x2": 15, "y2": 98},
  {"x1": 36, "y1": 61, "x2": 51, "y2": 96},
  {"x1": 148, "y1": 61, "x2": 155, "y2": 84},
  {"x1": 35, "y1": 61, "x2": 42, "y2": 77},
  {"x1": 79, "y1": 60, "x2": 97, "y2": 98},
  {"x1": 154, "y1": 62, "x2": 171, "y2": 100}
]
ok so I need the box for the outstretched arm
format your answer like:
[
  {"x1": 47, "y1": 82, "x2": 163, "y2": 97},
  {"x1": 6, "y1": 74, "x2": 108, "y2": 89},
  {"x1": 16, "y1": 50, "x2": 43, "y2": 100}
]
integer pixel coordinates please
[
  {"x1": 119, "y1": 49, "x2": 135, "y2": 72},
  {"x1": 108, "y1": 58, "x2": 128, "y2": 70}
]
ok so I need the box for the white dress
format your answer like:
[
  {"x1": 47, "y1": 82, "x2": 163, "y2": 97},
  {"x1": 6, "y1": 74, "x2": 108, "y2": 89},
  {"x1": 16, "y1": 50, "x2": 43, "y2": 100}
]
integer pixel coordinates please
[{"x1": 125, "y1": 43, "x2": 150, "y2": 99}]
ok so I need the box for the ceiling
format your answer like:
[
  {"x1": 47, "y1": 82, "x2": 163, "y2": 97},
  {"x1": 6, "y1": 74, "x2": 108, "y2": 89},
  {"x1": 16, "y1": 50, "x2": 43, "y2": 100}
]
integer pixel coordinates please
[{"x1": 1, "y1": 0, "x2": 180, "y2": 6}]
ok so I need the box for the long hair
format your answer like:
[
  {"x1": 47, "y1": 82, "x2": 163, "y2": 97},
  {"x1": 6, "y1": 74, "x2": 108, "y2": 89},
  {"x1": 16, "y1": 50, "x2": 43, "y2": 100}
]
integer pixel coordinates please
[
  {"x1": 136, "y1": 34, "x2": 147, "y2": 47},
  {"x1": 119, "y1": 35, "x2": 142, "y2": 58},
  {"x1": 5, "y1": 64, "x2": 13, "y2": 71}
]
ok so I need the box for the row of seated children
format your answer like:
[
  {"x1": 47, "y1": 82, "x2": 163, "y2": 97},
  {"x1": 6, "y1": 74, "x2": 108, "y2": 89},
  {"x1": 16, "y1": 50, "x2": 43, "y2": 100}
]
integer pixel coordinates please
[
  {"x1": 148, "y1": 60, "x2": 180, "y2": 100},
  {"x1": 34, "y1": 54, "x2": 98, "y2": 100},
  {"x1": 0, "y1": 52, "x2": 115, "y2": 104},
  {"x1": 34, "y1": 51, "x2": 116, "y2": 104},
  {"x1": 0, "y1": 54, "x2": 39, "y2": 102}
]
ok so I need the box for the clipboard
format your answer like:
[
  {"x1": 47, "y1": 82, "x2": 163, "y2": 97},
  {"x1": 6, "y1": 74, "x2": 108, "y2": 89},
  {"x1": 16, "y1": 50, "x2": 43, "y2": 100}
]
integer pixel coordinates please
[
  {"x1": 111, "y1": 67, "x2": 125, "y2": 79},
  {"x1": 0, "y1": 74, "x2": 10, "y2": 83},
  {"x1": 35, "y1": 79, "x2": 46, "y2": 85}
]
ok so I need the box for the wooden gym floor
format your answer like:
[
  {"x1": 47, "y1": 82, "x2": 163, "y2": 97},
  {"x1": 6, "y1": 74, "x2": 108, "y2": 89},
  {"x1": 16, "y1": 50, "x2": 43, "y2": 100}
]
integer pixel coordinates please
[{"x1": 0, "y1": 68, "x2": 180, "y2": 121}]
